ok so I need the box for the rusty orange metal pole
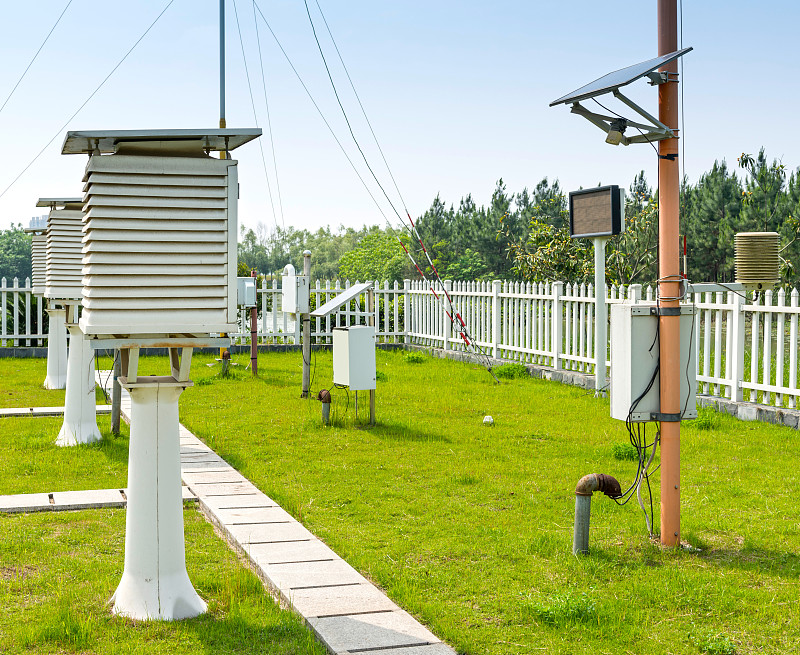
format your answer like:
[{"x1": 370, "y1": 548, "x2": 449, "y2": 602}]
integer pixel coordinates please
[{"x1": 658, "y1": 0, "x2": 681, "y2": 547}]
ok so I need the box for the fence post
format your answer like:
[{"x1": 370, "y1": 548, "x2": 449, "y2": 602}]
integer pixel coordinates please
[
  {"x1": 442, "y1": 280, "x2": 452, "y2": 351},
  {"x1": 403, "y1": 279, "x2": 411, "y2": 344},
  {"x1": 628, "y1": 284, "x2": 642, "y2": 303},
  {"x1": 492, "y1": 280, "x2": 502, "y2": 359},
  {"x1": 729, "y1": 292, "x2": 745, "y2": 402},
  {"x1": 552, "y1": 281, "x2": 563, "y2": 370}
]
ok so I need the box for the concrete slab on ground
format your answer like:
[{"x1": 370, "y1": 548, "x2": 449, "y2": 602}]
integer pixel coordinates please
[
  {"x1": 348, "y1": 645, "x2": 456, "y2": 655},
  {"x1": 308, "y1": 610, "x2": 442, "y2": 653},
  {"x1": 182, "y1": 470, "x2": 249, "y2": 485},
  {"x1": 0, "y1": 493, "x2": 51, "y2": 513},
  {"x1": 200, "y1": 494, "x2": 277, "y2": 510},
  {"x1": 51, "y1": 489, "x2": 125, "y2": 510},
  {"x1": 246, "y1": 540, "x2": 340, "y2": 566},
  {"x1": 181, "y1": 460, "x2": 231, "y2": 472},
  {"x1": 0, "y1": 405, "x2": 112, "y2": 418},
  {"x1": 288, "y1": 583, "x2": 399, "y2": 618},
  {"x1": 227, "y1": 521, "x2": 315, "y2": 545},
  {"x1": 186, "y1": 482, "x2": 262, "y2": 496},
  {"x1": 0, "y1": 487, "x2": 196, "y2": 514},
  {"x1": 264, "y1": 559, "x2": 367, "y2": 590},
  {"x1": 210, "y1": 506, "x2": 295, "y2": 525}
]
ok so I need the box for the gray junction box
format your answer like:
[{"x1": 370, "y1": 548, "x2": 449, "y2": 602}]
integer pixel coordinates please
[{"x1": 610, "y1": 303, "x2": 697, "y2": 422}]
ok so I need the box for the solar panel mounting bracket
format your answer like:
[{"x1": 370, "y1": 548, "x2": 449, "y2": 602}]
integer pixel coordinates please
[{"x1": 550, "y1": 47, "x2": 691, "y2": 146}]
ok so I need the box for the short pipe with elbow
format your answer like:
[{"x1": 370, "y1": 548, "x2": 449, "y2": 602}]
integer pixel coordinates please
[{"x1": 573, "y1": 473, "x2": 622, "y2": 555}]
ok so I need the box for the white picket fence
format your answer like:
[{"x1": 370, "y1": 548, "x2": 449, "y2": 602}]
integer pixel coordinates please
[{"x1": 3, "y1": 275, "x2": 800, "y2": 408}]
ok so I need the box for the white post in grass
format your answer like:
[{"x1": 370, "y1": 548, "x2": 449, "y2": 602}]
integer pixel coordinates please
[
  {"x1": 112, "y1": 355, "x2": 206, "y2": 621},
  {"x1": 593, "y1": 237, "x2": 608, "y2": 396},
  {"x1": 56, "y1": 316, "x2": 101, "y2": 447},
  {"x1": 44, "y1": 305, "x2": 68, "y2": 389}
]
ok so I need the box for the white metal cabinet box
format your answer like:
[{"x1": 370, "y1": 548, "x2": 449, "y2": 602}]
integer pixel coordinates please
[
  {"x1": 332, "y1": 326, "x2": 376, "y2": 391},
  {"x1": 282, "y1": 273, "x2": 310, "y2": 314},
  {"x1": 610, "y1": 302, "x2": 697, "y2": 422},
  {"x1": 237, "y1": 277, "x2": 257, "y2": 308}
]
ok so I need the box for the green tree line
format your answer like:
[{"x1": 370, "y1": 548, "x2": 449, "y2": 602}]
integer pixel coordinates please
[{"x1": 4, "y1": 148, "x2": 800, "y2": 287}]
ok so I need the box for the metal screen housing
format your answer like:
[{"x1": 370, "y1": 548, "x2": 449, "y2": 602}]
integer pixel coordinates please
[
  {"x1": 78, "y1": 154, "x2": 239, "y2": 336},
  {"x1": 31, "y1": 234, "x2": 46, "y2": 296},
  {"x1": 569, "y1": 185, "x2": 624, "y2": 238},
  {"x1": 45, "y1": 203, "x2": 85, "y2": 301}
]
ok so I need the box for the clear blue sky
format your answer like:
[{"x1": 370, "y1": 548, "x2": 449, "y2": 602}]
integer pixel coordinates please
[{"x1": 1, "y1": 1, "x2": 798, "y2": 237}]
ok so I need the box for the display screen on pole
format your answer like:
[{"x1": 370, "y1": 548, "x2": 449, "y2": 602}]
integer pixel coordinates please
[{"x1": 569, "y1": 185, "x2": 624, "y2": 238}]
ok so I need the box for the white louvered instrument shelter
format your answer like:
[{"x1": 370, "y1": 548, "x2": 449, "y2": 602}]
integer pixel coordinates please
[
  {"x1": 41, "y1": 198, "x2": 84, "y2": 301},
  {"x1": 25, "y1": 215, "x2": 48, "y2": 297},
  {"x1": 31, "y1": 234, "x2": 46, "y2": 296},
  {"x1": 62, "y1": 129, "x2": 261, "y2": 337}
]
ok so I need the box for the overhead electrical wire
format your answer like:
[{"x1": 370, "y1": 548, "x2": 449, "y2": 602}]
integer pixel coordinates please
[
  {"x1": 0, "y1": 0, "x2": 74, "y2": 117},
  {"x1": 312, "y1": 0, "x2": 410, "y2": 218},
  {"x1": 231, "y1": 0, "x2": 279, "y2": 229},
  {"x1": 0, "y1": 0, "x2": 176, "y2": 201},
  {"x1": 252, "y1": 0, "x2": 396, "y2": 230},
  {"x1": 301, "y1": 0, "x2": 497, "y2": 380},
  {"x1": 252, "y1": 0, "x2": 285, "y2": 227}
]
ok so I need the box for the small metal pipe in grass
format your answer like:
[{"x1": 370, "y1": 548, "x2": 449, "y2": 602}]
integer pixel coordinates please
[
  {"x1": 573, "y1": 473, "x2": 622, "y2": 555},
  {"x1": 318, "y1": 389, "x2": 331, "y2": 425}
]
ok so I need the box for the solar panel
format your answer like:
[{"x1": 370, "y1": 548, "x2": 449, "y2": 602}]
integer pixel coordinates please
[{"x1": 550, "y1": 47, "x2": 692, "y2": 107}]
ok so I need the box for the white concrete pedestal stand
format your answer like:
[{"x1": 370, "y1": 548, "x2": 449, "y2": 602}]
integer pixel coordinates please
[
  {"x1": 111, "y1": 371, "x2": 206, "y2": 621},
  {"x1": 44, "y1": 305, "x2": 68, "y2": 390},
  {"x1": 56, "y1": 321, "x2": 101, "y2": 446}
]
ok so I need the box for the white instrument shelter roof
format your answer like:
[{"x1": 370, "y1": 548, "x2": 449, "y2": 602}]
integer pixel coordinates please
[
  {"x1": 36, "y1": 197, "x2": 83, "y2": 208},
  {"x1": 62, "y1": 128, "x2": 262, "y2": 155}
]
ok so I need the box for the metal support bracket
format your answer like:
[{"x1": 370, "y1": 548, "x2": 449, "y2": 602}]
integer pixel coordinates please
[
  {"x1": 649, "y1": 306, "x2": 682, "y2": 316},
  {"x1": 651, "y1": 412, "x2": 682, "y2": 422}
]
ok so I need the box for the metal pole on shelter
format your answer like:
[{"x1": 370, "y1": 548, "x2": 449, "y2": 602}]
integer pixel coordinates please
[
  {"x1": 658, "y1": 0, "x2": 681, "y2": 547},
  {"x1": 219, "y1": 0, "x2": 226, "y2": 131}
]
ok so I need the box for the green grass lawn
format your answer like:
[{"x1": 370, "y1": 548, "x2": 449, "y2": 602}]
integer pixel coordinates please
[
  {"x1": 0, "y1": 355, "x2": 327, "y2": 655},
  {"x1": 2, "y1": 351, "x2": 800, "y2": 654},
  {"x1": 0, "y1": 509, "x2": 325, "y2": 655},
  {"x1": 177, "y1": 349, "x2": 800, "y2": 655}
]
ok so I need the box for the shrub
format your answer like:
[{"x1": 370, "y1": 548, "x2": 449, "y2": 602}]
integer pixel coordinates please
[
  {"x1": 611, "y1": 442, "x2": 639, "y2": 461},
  {"x1": 493, "y1": 363, "x2": 530, "y2": 379}
]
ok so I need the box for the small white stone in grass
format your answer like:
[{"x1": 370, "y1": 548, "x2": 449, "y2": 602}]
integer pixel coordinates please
[{"x1": 483, "y1": 415, "x2": 494, "y2": 426}]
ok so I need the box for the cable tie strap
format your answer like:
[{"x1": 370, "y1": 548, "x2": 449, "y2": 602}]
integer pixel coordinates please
[
  {"x1": 649, "y1": 306, "x2": 682, "y2": 316},
  {"x1": 651, "y1": 412, "x2": 681, "y2": 422},
  {"x1": 658, "y1": 153, "x2": 678, "y2": 161}
]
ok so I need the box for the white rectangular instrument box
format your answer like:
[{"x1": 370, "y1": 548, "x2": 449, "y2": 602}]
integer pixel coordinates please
[
  {"x1": 610, "y1": 302, "x2": 697, "y2": 422},
  {"x1": 282, "y1": 274, "x2": 309, "y2": 314},
  {"x1": 332, "y1": 326, "x2": 376, "y2": 391}
]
